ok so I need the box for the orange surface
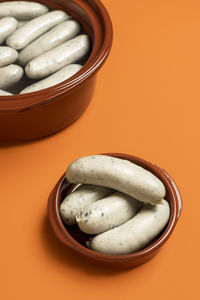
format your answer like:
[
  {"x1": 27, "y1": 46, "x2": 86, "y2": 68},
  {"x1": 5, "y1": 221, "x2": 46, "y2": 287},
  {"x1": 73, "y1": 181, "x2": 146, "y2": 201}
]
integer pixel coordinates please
[{"x1": 0, "y1": 0, "x2": 199, "y2": 299}]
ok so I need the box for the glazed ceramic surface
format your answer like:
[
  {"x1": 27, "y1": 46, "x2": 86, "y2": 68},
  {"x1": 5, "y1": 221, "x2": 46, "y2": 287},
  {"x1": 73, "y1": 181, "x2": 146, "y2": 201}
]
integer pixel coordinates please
[
  {"x1": 0, "y1": 0, "x2": 113, "y2": 141},
  {"x1": 48, "y1": 153, "x2": 182, "y2": 269}
]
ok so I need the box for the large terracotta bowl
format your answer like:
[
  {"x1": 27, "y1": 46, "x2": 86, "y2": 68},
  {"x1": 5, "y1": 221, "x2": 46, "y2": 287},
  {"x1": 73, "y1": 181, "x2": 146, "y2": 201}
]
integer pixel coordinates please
[
  {"x1": 48, "y1": 153, "x2": 182, "y2": 269},
  {"x1": 0, "y1": 0, "x2": 113, "y2": 142}
]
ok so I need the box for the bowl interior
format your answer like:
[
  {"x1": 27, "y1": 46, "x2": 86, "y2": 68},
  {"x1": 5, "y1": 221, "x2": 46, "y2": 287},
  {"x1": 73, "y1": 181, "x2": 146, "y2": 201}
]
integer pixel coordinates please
[
  {"x1": 55, "y1": 153, "x2": 177, "y2": 253},
  {"x1": 0, "y1": 0, "x2": 112, "y2": 111},
  {"x1": 6, "y1": 0, "x2": 95, "y2": 94}
]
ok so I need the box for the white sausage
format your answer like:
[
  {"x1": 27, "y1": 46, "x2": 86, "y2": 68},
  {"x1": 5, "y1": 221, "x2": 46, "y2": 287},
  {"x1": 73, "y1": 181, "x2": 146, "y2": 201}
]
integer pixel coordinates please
[
  {"x1": 6, "y1": 10, "x2": 70, "y2": 50},
  {"x1": 0, "y1": 64, "x2": 23, "y2": 89},
  {"x1": 25, "y1": 34, "x2": 90, "y2": 79},
  {"x1": 0, "y1": 89, "x2": 13, "y2": 96},
  {"x1": 0, "y1": 2, "x2": 49, "y2": 20},
  {"x1": 60, "y1": 184, "x2": 113, "y2": 225},
  {"x1": 0, "y1": 17, "x2": 18, "y2": 45},
  {"x1": 0, "y1": 46, "x2": 18, "y2": 67},
  {"x1": 66, "y1": 155, "x2": 166, "y2": 204},
  {"x1": 20, "y1": 64, "x2": 82, "y2": 94},
  {"x1": 76, "y1": 192, "x2": 143, "y2": 234},
  {"x1": 89, "y1": 200, "x2": 170, "y2": 254},
  {"x1": 18, "y1": 20, "x2": 81, "y2": 66}
]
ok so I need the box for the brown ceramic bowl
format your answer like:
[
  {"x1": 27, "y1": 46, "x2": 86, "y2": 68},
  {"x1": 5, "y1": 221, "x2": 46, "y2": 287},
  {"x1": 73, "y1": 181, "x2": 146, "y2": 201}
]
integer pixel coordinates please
[
  {"x1": 0, "y1": 0, "x2": 113, "y2": 142},
  {"x1": 48, "y1": 153, "x2": 182, "y2": 269}
]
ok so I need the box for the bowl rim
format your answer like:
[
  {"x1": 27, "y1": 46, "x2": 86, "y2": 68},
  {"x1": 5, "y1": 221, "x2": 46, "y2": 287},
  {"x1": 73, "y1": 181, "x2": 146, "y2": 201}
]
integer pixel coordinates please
[
  {"x1": 48, "y1": 153, "x2": 182, "y2": 263},
  {"x1": 0, "y1": 0, "x2": 113, "y2": 112}
]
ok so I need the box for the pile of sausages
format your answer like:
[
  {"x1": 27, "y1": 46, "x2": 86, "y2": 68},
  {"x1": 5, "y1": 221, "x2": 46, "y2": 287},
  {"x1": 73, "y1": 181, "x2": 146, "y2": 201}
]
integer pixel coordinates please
[
  {"x1": 0, "y1": 1, "x2": 90, "y2": 95},
  {"x1": 60, "y1": 155, "x2": 170, "y2": 255}
]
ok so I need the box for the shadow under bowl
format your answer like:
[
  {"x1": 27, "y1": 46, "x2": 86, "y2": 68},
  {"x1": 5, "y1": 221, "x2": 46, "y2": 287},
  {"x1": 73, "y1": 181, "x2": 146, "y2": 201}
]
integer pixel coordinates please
[
  {"x1": 0, "y1": 0, "x2": 113, "y2": 142},
  {"x1": 48, "y1": 153, "x2": 182, "y2": 269}
]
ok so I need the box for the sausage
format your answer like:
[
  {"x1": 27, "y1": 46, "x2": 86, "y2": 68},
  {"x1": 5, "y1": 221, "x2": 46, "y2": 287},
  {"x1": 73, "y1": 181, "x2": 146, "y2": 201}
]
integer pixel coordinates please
[
  {"x1": 89, "y1": 200, "x2": 170, "y2": 254},
  {"x1": 0, "y1": 2, "x2": 49, "y2": 20},
  {"x1": 25, "y1": 34, "x2": 90, "y2": 79},
  {"x1": 18, "y1": 20, "x2": 81, "y2": 66},
  {"x1": 0, "y1": 17, "x2": 18, "y2": 45},
  {"x1": 60, "y1": 184, "x2": 113, "y2": 225},
  {"x1": 6, "y1": 10, "x2": 70, "y2": 50},
  {"x1": 0, "y1": 64, "x2": 23, "y2": 89},
  {"x1": 66, "y1": 155, "x2": 166, "y2": 204},
  {"x1": 0, "y1": 46, "x2": 18, "y2": 68},
  {"x1": 0, "y1": 89, "x2": 13, "y2": 96},
  {"x1": 76, "y1": 192, "x2": 143, "y2": 234},
  {"x1": 20, "y1": 64, "x2": 82, "y2": 94}
]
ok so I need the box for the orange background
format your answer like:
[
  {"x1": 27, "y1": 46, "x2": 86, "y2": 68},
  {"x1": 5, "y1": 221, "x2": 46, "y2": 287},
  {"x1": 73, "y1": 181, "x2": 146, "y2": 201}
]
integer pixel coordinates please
[{"x1": 0, "y1": 0, "x2": 199, "y2": 299}]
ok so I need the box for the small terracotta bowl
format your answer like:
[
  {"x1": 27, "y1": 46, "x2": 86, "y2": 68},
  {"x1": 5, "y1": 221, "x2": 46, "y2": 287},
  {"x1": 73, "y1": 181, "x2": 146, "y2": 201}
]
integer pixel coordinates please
[
  {"x1": 48, "y1": 153, "x2": 182, "y2": 269},
  {"x1": 0, "y1": 0, "x2": 113, "y2": 142}
]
